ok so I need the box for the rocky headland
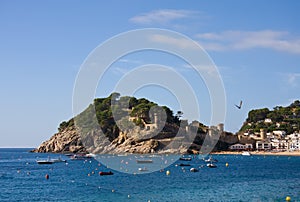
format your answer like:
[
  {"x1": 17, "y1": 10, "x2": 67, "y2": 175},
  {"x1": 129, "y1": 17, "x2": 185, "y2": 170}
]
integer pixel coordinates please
[{"x1": 32, "y1": 93, "x2": 240, "y2": 154}]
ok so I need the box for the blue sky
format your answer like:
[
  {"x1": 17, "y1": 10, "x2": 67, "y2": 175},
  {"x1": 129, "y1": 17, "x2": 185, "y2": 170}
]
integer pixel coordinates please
[{"x1": 0, "y1": 1, "x2": 300, "y2": 147}]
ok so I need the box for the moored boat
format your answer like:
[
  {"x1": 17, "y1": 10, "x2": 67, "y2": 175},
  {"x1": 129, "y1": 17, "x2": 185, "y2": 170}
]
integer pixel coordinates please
[
  {"x1": 37, "y1": 156, "x2": 67, "y2": 164},
  {"x1": 203, "y1": 156, "x2": 218, "y2": 163},
  {"x1": 51, "y1": 157, "x2": 67, "y2": 163},
  {"x1": 69, "y1": 154, "x2": 92, "y2": 160},
  {"x1": 207, "y1": 163, "x2": 217, "y2": 168},
  {"x1": 242, "y1": 151, "x2": 251, "y2": 156},
  {"x1": 178, "y1": 163, "x2": 191, "y2": 167},
  {"x1": 138, "y1": 167, "x2": 148, "y2": 172},
  {"x1": 190, "y1": 167, "x2": 199, "y2": 172},
  {"x1": 179, "y1": 157, "x2": 192, "y2": 161},
  {"x1": 99, "y1": 171, "x2": 114, "y2": 176},
  {"x1": 36, "y1": 159, "x2": 53, "y2": 164},
  {"x1": 136, "y1": 159, "x2": 153, "y2": 164}
]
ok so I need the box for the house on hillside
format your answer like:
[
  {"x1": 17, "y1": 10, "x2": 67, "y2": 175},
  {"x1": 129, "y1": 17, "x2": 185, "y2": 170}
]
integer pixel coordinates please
[
  {"x1": 229, "y1": 143, "x2": 253, "y2": 151},
  {"x1": 256, "y1": 141, "x2": 271, "y2": 150},
  {"x1": 273, "y1": 130, "x2": 286, "y2": 138},
  {"x1": 264, "y1": 118, "x2": 272, "y2": 123},
  {"x1": 287, "y1": 133, "x2": 300, "y2": 151}
]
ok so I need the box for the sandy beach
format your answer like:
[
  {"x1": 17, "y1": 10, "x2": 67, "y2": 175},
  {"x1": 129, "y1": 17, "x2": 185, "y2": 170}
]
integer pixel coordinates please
[{"x1": 212, "y1": 151, "x2": 300, "y2": 157}]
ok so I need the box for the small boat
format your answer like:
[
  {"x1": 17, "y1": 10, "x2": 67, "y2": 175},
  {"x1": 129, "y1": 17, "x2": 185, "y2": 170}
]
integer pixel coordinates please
[
  {"x1": 190, "y1": 168, "x2": 199, "y2": 172},
  {"x1": 179, "y1": 157, "x2": 192, "y2": 161},
  {"x1": 203, "y1": 156, "x2": 218, "y2": 163},
  {"x1": 117, "y1": 154, "x2": 128, "y2": 157},
  {"x1": 207, "y1": 163, "x2": 217, "y2": 168},
  {"x1": 99, "y1": 171, "x2": 114, "y2": 176},
  {"x1": 51, "y1": 157, "x2": 67, "y2": 163},
  {"x1": 138, "y1": 167, "x2": 148, "y2": 172},
  {"x1": 85, "y1": 153, "x2": 96, "y2": 158},
  {"x1": 36, "y1": 159, "x2": 53, "y2": 164},
  {"x1": 178, "y1": 163, "x2": 191, "y2": 167},
  {"x1": 242, "y1": 151, "x2": 251, "y2": 156},
  {"x1": 136, "y1": 159, "x2": 153, "y2": 164},
  {"x1": 70, "y1": 154, "x2": 92, "y2": 160}
]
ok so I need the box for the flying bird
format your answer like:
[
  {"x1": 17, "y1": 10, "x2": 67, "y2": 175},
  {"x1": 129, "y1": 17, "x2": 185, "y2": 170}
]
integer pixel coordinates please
[{"x1": 235, "y1": 100, "x2": 243, "y2": 109}]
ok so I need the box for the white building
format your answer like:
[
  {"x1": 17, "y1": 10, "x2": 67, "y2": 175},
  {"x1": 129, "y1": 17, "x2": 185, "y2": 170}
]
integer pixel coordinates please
[
  {"x1": 264, "y1": 118, "x2": 272, "y2": 123},
  {"x1": 229, "y1": 143, "x2": 253, "y2": 151},
  {"x1": 287, "y1": 133, "x2": 300, "y2": 151},
  {"x1": 273, "y1": 130, "x2": 286, "y2": 138},
  {"x1": 256, "y1": 141, "x2": 272, "y2": 150},
  {"x1": 270, "y1": 138, "x2": 289, "y2": 150}
]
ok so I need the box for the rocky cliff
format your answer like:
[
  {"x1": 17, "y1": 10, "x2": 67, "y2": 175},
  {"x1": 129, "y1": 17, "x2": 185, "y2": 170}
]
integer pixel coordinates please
[
  {"x1": 32, "y1": 94, "x2": 239, "y2": 154},
  {"x1": 32, "y1": 126, "x2": 86, "y2": 153},
  {"x1": 32, "y1": 123, "x2": 239, "y2": 154},
  {"x1": 32, "y1": 124, "x2": 189, "y2": 154}
]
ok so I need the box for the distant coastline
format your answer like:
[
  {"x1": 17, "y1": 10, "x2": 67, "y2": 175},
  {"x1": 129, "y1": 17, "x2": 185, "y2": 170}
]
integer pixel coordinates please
[
  {"x1": 1, "y1": 147, "x2": 300, "y2": 157},
  {"x1": 212, "y1": 150, "x2": 300, "y2": 157}
]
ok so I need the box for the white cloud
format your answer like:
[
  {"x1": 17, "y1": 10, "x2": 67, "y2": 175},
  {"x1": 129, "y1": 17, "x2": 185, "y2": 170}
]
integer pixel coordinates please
[
  {"x1": 182, "y1": 64, "x2": 220, "y2": 78},
  {"x1": 118, "y1": 59, "x2": 142, "y2": 64},
  {"x1": 149, "y1": 34, "x2": 199, "y2": 50},
  {"x1": 196, "y1": 30, "x2": 300, "y2": 54},
  {"x1": 111, "y1": 67, "x2": 128, "y2": 75},
  {"x1": 130, "y1": 9, "x2": 197, "y2": 25},
  {"x1": 287, "y1": 73, "x2": 300, "y2": 86}
]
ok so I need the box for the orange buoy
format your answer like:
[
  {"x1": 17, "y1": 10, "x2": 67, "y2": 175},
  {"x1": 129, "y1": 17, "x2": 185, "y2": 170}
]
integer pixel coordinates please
[{"x1": 45, "y1": 174, "x2": 49, "y2": 180}]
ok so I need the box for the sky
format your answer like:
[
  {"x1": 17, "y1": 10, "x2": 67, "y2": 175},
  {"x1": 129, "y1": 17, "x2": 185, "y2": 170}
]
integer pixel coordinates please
[{"x1": 0, "y1": 0, "x2": 300, "y2": 147}]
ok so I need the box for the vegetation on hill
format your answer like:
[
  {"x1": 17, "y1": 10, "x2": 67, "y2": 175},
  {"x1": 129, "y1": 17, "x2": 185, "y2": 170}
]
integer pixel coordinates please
[
  {"x1": 240, "y1": 100, "x2": 300, "y2": 134},
  {"x1": 36, "y1": 93, "x2": 240, "y2": 153},
  {"x1": 59, "y1": 93, "x2": 181, "y2": 141}
]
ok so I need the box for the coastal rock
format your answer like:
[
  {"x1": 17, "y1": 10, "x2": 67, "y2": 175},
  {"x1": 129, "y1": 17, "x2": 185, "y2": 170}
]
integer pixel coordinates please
[
  {"x1": 32, "y1": 95, "x2": 241, "y2": 154},
  {"x1": 32, "y1": 126, "x2": 86, "y2": 153},
  {"x1": 33, "y1": 123, "x2": 239, "y2": 154},
  {"x1": 33, "y1": 124, "x2": 189, "y2": 154}
]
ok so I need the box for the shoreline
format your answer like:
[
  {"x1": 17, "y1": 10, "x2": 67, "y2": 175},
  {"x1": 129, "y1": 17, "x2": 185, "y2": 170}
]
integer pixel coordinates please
[{"x1": 212, "y1": 151, "x2": 300, "y2": 157}]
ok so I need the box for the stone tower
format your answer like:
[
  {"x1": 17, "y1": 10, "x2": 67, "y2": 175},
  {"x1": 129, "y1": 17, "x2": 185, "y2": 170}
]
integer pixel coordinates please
[
  {"x1": 217, "y1": 123, "x2": 224, "y2": 133},
  {"x1": 260, "y1": 128, "x2": 266, "y2": 140}
]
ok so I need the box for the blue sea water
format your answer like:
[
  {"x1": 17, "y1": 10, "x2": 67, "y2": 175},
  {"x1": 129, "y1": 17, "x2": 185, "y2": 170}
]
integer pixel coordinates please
[{"x1": 1, "y1": 148, "x2": 300, "y2": 202}]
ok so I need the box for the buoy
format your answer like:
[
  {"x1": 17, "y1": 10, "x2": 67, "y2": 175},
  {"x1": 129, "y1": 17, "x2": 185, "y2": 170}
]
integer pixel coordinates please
[
  {"x1": 226, "y1": 163, "x2": 229, "y2": 167},
  {"x1": 112, "y1": 189, "x2": 115, "y2": 193},
  {"x1": 45, "y1": 174, "x2": 49, "y2": 180},
  {"x1": 128, "y1": 194, "x2": 131, "y2": 198},
  {"x1": 286, "y1": 196, "x2": 291, "y2": 201},
  {"x1": 166, "y1": 170, "x2": 170, "y2": 176}
]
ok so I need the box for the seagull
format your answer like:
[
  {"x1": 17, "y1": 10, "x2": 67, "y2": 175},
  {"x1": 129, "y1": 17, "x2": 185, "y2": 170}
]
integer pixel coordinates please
[{"x1": 235, "y1": 100, "x2": 243, "y2": 109}]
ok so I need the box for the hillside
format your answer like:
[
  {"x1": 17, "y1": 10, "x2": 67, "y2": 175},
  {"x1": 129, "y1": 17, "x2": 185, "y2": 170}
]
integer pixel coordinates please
[
  {"x1": 33, "y1": 93, "x2": 238, "y2": 154},
  {"x1": 240, "y1": 100, "x2": 300, "y2": 134}
]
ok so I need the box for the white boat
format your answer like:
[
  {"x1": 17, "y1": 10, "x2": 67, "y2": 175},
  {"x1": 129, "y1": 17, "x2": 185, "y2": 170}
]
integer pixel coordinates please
[
  {"x1": 203, "y1": 156, "x2": 218, "y2": 163},
  {"x1": 36, "y1": 159, "x2": 53, "y2": 164},
  {"x1": 37, "y1": 156, "x2": 66, "y2": 164},
  {"x1": 136, "y1": 159, "x2": 153, "y2": 164},
  {"x1": 207, "y1": 163, "x2": 217, "y2": 168},
  {"x1": 85, "y1": 153, "x2": 96, "y2": 158},
  {"x1": 242, "y1": 151, "x2": 251, "y2": 156},
  {"x1": 51, "y1": 157, "x2": 67, "y2": 163},
  {"x1": 70, "y1": 154, "x2": 92, "y2": 160},
  {"x1": 138, "y1": 167, "x2": 148, "y2": 172},
  {"x1": 180, "y1": 157, "x2": 192, "y2": 161},
  {"x1": 190, "y1": 168, "x2": 199, "y2": 172}
]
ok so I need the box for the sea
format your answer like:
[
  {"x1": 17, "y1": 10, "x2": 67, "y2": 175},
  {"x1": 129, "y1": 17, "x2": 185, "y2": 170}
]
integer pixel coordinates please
[{"x1": 1, "y1": 148, "x2": 300, "y2": 202}]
